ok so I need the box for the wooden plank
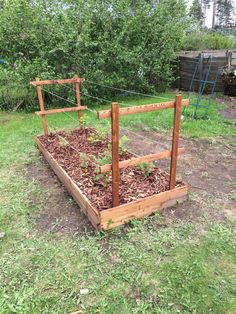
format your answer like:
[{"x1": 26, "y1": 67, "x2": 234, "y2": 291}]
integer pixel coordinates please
[
  {"x1": 111, "y1": 102, "x2": 120, "y2": 207},
  {"x1": 36, "y1": 77, "x2": 48, "y2": 136},
  {"x1": 35, "y1": 106, "x2": 86, "y2": 116},
  {"x1": 100, "y1": 185, "x2": 188, "y2": 230},
  {"x1": 30, "y1": 77, "x2": 85, "y2": 86},
  {"x1": 169, "y1": 95, "x2": 181, "y2": 189},
  {"x1": 74, "y1": 74, "x2": 83, "y2": 128},
  {"x1": 98, "y1": 99, "x2": 189, "y2": 119},
  {"x1": 100, "y1": 147, "x2": 185, "y2": 174},
  {"x1": 35, "y1": 136, "x2": 188, "y2": 231},
  {"x1": 35, "y1": 137, "x2": 100, "y2": 229}
]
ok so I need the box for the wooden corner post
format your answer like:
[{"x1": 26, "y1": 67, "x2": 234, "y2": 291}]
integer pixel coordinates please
[
  {"x1": 74, "y1": 75, "x2": 83, "y2": 128},
  {"x1": 36, "y1": 77, "x2": 48, "y2": 136},
  {"x1": 111, "y1": 102, "x2": 120, "y2": 207},
  {"x1": 169, "y1": 94, "x2": 182, "y2": 190}
]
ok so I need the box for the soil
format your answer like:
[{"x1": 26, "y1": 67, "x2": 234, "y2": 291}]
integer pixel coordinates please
[
  {"x1": 25, "y1": 162, "x2": 93, "y2": 234},
  {"x1": 27, "y1": 127, "x2": 236, "y2": 235},
  {"x1": 38, "y1": 127, "x2": 184, "y2": 211},
  {"x1": 216, "y1": 95, "x2": 236, "y2": 120}
]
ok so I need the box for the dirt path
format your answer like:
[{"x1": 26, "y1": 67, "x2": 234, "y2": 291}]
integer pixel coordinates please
[
  {"x1": 123, "y1": 130, "x2": 236, "y2": 224},
  {"x1": 26, "y1": 132, "x2": 236, "y2": 234}
]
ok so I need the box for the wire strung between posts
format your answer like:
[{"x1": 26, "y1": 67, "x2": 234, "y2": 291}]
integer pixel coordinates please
[
  {"x1": 37, "y1": 85, "x2": 111, "y2": 136},
  {"x1": 58, "y1": 81, "x2": 172, "y2": 108},
  {"x1": 38, "y1": 86, "x2": 165, "y2": 148},
  {"x1": 84, "y1": 79, "x2": 173, "y2": 101},
  {"x1": 120, "y1": 126, "x2": 164, "y2": 148},
  {"x1": 37, "y1": 85, "x2": 99, "y2": 118},
  {"x1": 35, "y1": 85, "x2": 167, "y2": 154}
]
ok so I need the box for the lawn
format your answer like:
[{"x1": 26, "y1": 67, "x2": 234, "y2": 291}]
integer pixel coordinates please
[{"x1": 0, "y1": 92, "x2": 236, "y2": 313}]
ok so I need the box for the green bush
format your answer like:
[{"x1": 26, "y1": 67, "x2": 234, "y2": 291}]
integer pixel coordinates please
[
  {"x1": 0, "y1": 0, "x2": 188, "y2": 110},
  {"x1": 183, "y1": 31, "x2": 236, "y2": 51}
]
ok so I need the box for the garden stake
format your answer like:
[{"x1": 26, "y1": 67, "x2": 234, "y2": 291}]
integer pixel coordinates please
[{"x1": 111, "y1": 102, "x2": 120, "y2": 207}]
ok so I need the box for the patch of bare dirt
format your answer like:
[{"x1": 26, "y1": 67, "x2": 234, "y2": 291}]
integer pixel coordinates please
[
  {"x1": 124, "y1": 129, "x2": 236, "y2": 223},
  {"x1": 215, "y1": 95, "x2": 236, "y2": 121},
  {"x1": 25, "y1": 161, "x2": 93, "y2": 235},
  {"x1": 26, "y1": 127, "x2": 236, "y2": 235}
]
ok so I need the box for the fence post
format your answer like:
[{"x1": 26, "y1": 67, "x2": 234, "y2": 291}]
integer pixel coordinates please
[
  {"x1": 169, "y1": 94, "x2": 181, "y2": 189},
  {"x1": 36, "y1": 77, "x2": 48, "y2": 135},
  {"x1": 111, "y1": 102, "x2": 120, "y2": 207},
  {"x1": 74, "y1": 75, "x2": 83, "y2": 128}
]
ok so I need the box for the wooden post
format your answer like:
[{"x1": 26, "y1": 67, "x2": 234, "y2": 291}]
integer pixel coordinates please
[
  {"x1": 111, "y1": 102, "x2": 120, "y2": 207},
  {"x1": 169, "y1": 95, "x2": 182, "y2": 190},
  {"x1": 74, "y1": 75, "x2": 82, "y2": 128},
  {"x1": 36, "y1": 77, "x2": 48, "y2": 135}
]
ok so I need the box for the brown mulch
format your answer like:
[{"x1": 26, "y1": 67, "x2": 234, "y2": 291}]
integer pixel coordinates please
[{"x1": 38, "y1": 127, "x2": 184, "y2": 211}]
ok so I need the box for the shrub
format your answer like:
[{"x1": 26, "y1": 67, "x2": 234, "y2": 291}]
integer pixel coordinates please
[
  {"x1": 0, "y1": 0, "x2": 188, "y2": 110},
  {"x1": 182, "y1": 31, "x2": 236, "y2": 51}
]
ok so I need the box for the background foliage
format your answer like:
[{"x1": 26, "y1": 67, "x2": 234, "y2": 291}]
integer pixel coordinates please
[
  {"x1": 0, "y1": 0, "x2": 188, "y2": 110},
  {"x1": 182, "y1": 30, "x2": 236, "y2": 51}
]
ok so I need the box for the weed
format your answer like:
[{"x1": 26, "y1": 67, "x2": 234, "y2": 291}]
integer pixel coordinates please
[
  {"x1": 79, "y1": 152, "x2": 90, "y2": 168},
  {"x1": 58, "y1": 136, "x2": 69, "y2": 147},
  {"x1": 88, "y1": 127, "x2": 108, "y2": 144},
  {"x1": 119, "y1": 135, "x2": 129, "y2": 154},
  {"x1": 137, "y1": 162, "x2": 155, "y2": 178}
]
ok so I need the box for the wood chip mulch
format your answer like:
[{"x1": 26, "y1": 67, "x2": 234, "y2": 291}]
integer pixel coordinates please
[{"x1": 38, "y1": 127, "x2": 184, "y2": 211}]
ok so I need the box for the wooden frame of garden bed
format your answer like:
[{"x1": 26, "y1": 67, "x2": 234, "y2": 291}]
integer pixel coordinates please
[
  {"x1": 32, "y1": 76, "x2": 189, "y2": 230},
  {"x1": 35, "y1": 137, "x2": 188, "y2": 230}
]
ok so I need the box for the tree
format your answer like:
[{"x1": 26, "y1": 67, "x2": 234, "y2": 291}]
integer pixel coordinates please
[
  {"x1": 189, "y1": 0, "x2": 204, "y2": 24},
  {"x1": 216, "y1": 0, "x2": 234, "y2": 27}
]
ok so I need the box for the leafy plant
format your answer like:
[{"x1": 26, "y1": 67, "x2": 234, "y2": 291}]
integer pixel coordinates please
[
  {"x1": 0, "y1": 0, "x2": 188, "y2": 110},
  {"x1": 79, "y1": 153, "x2": 89, "y2": 169},
  {"x1": 137, "y1": 162, "x2": 155, "y2": 178},
  {"x1": 58, "y1": 136, "x2": 69, "y2": 148},
  {"x1": 87, "y1": 127, "x2": 108, "y2": 145},
  {"x1": 119, "y1": 135, "x2": 129, "y2": 154}
]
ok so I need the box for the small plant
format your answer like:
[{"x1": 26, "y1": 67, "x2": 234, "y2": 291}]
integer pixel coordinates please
[
  {"x1": 88, "y1": 127, "x2": 108, "y2": 144},
  {"x1": 58, "y1": 136, "x2": 69, "y2": 148},
  {"x1": 94, "y1": 172, "x2": 110, "y2": 187},
  {"x1": 137, "y1": 162, "x2": 155, "y2": 178},
  {"x1": 66, "y1": 129, "x2": 73, "y2": 139},
  {"x1": 119, "y1": 135, "x2": 129, "y2": 154},
  {"x1": 79, "y1": 153, "x2": 89, "y2": 168}
]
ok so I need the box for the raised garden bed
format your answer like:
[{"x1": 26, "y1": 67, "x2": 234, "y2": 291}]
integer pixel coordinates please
[
  {"x1": 31, "y1": 76, "x2": 189, "y2": 230},
  {"x1": 35, "y1": 127, "x2": 188, "y2": 230}
]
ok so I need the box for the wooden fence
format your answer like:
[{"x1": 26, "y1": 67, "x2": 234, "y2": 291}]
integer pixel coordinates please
[{"x1": 176, "y1": 50, "x2": 236, "y2": 93}]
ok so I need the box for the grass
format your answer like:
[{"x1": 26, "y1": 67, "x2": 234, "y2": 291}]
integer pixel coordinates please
[{"x1": 0, "y1": 92, "x2": 236, "y2": 313}]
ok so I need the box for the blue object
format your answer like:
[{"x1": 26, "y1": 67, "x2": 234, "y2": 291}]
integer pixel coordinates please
[
  {"x1": 0, "y1": 59, "x2": 4, "y2": 64},
  {"x1": 186, "y1": 54, "x2": 220, "y2": 118}
]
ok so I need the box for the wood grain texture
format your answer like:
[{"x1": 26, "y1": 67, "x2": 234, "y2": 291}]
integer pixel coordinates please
[
  {"x1": 100, "y1": 147, "x2": 185, "y2": 174},
  {"x1": 35, "y1": 106, "x2": 86, "y2": 116},
  {"x1": 100, "y1": 185, "x2": 188, "y2": 230},
  {"x1": 97, "y1": 99, "x2": 189, "y2": 119},
  {"x1": 35, "y1": 137, "x2": 188, "y2": 231},
  {"x1": 30, "y1": 77, "x2": 85, "y2": 86},
  {"x1": 111, "y1": 103, "x2": 120, "y2": 207},
  {"x1": 35, "y1": 77, "x2": 48, "y2": 136},
  {"x1": 35, "y1": 137, "x2": 100, "y2": 229},
  {"x1": 74, "y1": 74, "x2": 83, "y2": 128},
  {"x1": 169, "y1": 95, "x2": 182, "y2": 189}
]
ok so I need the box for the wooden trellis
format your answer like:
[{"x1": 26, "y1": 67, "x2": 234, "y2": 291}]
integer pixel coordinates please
[
  {"x1": 32, "y1": 75, "x2": 189, "y2": 230},
  {"x1": 98, "y1": 95, "x2": 188, "y2": 207},
  {"x1": 30, "y1": 75, "x2": 86, "y2": 134}
]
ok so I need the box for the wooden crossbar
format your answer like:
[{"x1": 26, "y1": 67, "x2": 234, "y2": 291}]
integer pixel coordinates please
[
  {"x1": 35, "y1": 106, "x2": 87, "y2": 116},
  {"x1": 30, "y1": 78, "x2": 85, "y2": 86},
  {"x1": 31, "y1": 75, "x2": 85, "y2": 135},
  {"x1": 99, "y1": 148, "x2": 185, "y2": 174},
  {"x1": 98, "y1": 99, "x2": 189, "y2": 119}
]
